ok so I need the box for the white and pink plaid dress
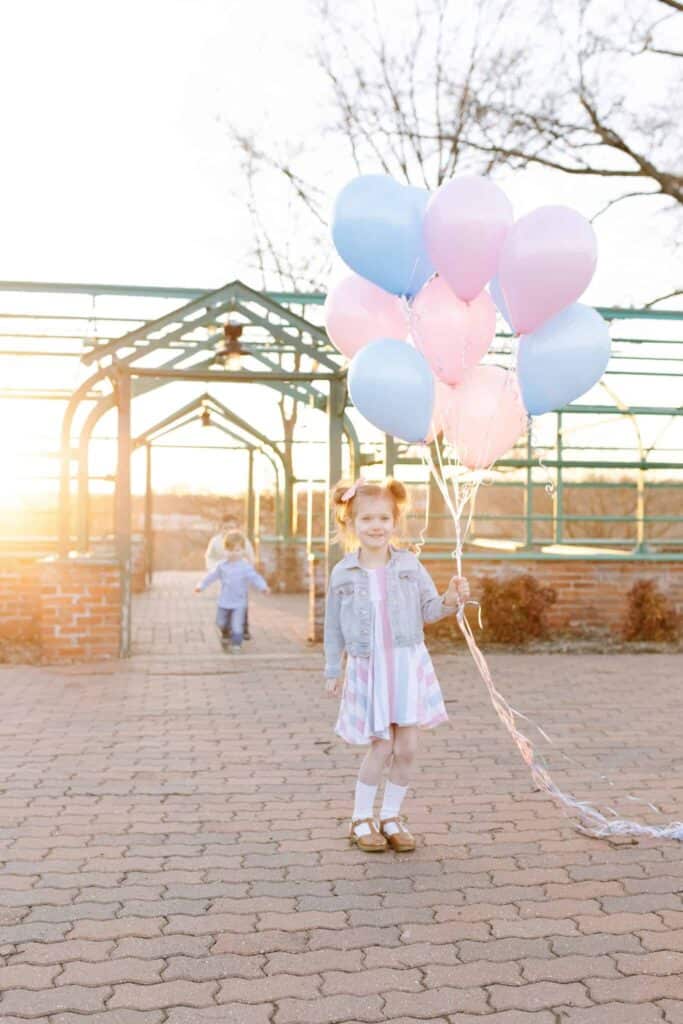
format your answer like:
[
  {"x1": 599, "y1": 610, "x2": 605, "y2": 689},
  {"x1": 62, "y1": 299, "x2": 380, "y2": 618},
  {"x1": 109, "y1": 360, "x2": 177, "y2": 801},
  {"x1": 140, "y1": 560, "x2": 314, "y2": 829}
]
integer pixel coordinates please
[{"x1": 334, "y1": 566, "x2": 449, "y2": 746}]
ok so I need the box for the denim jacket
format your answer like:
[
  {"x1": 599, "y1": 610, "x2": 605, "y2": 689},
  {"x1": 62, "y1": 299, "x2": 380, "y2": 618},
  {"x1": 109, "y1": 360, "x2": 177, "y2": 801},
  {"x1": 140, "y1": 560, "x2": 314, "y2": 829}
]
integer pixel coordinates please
[{"x1": 323, "y1": 546, "x2": 455, "y2": 679}]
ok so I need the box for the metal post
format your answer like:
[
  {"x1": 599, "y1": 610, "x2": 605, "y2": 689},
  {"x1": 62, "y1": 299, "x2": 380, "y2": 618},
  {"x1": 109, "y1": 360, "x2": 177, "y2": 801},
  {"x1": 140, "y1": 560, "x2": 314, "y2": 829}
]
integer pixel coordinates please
[
  {"x1": 59, "y1": 431, "x2": 73, "y2": 558},
  {"x1": 636, "y1": 467, "x2": 647, "y2": 552},
  {"x1": 115, "y1": 368, "x2": 132, "y2": 658},
  {"x1": 77, "y1": 395, "x2": 116, "y2": 553},
  {"x1": 524, "y1": 429, "x2": 534, "y2": 548},
  {"x1": 554, "y1": 411, "x2": 564, "y2": 543},
  {"x1": 254, "y1": 481, "x2": 261, "y2": 563},
  {"x1": 383, "y1": 434, "x2": 397, "y2": 477},
  {"x1": 59, "y1": 367, "x2": 109, "y2": 557},
  {"x1": 283, "y1": 451, "x2": 294, "y2": 540},
  {"x1": 306, "y1": 475, "x2": 314, "y2": 556},
  {"x1": 326, "y1": 377, "x2": 346, "y2": 576},
  {"x1": 274, "y1": 473, "x2": 282, "y2": 536},
  {"x1": 144, "y1": 442, "x2": 153, "y2": 585},
  {"x1": 346, "y1": 429, "x2": 360, "y2": 481},
  {"x1": 292, "y1": 483, "x2": 299, "y2": 536},
  {"x1": 77, "y1": 435, "x2": 90, "y2": 554},
  {"x1": 246, "y1": 448, "x2": 255, "y2": 542}
]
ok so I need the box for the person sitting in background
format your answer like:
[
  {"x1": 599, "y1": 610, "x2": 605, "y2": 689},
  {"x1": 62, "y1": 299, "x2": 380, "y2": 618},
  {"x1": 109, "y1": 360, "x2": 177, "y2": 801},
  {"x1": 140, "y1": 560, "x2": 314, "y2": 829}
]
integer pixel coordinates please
[
  {"x1": 194, "y1": 530, "x2": 269, "y2": 654},
  {"x1": 205, "y1": 516, "x2": 256, "y2": 640}
]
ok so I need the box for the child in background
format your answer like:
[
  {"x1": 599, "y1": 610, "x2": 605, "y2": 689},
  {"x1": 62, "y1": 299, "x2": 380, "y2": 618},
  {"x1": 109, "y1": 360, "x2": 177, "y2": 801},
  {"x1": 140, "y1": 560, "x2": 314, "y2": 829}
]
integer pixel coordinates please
[
  {"x1": 194, "y1": 530, "x2": 269, "y2": 652},
  {"x1": 205, "y1": 516, "x2": 256, "y2": 640},
  {"x1": 324, "y1": 477, "x2": 470, "y2": 853},
  {"x1": 206, "y1": 516, "x2": 255, "y2": 570}
]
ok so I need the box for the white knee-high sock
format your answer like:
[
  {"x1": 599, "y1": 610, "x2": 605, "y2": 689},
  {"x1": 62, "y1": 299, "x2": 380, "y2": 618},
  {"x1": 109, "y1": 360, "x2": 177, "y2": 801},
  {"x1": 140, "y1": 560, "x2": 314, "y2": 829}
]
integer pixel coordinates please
[
  {"x1": 380, "y1": 781, "x2": 408, "y2": 835},
  {"x1": 352, "y1": 780, "x2": 378, "y2": 836}
]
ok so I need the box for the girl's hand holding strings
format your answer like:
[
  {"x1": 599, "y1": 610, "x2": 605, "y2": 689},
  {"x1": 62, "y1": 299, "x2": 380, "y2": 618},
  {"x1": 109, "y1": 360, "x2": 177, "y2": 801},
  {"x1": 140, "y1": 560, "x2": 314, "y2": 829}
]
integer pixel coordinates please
[
  {"x1": 324, "y1": 677, "x2": 341, "y2": 697},
  {"x1": 444, "y1": 574, "x2": 470, "y2": 608}
]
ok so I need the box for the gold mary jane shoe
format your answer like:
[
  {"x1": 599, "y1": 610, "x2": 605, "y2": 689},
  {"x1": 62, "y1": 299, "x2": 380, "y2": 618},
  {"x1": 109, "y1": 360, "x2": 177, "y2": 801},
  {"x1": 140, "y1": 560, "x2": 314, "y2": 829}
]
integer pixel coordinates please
[
  {"x1": 380, "y1": 816, "x2": 416, "y2": 852},
  {"x1": 348, "y1": 817, "x2": 388, "y2": 852}
]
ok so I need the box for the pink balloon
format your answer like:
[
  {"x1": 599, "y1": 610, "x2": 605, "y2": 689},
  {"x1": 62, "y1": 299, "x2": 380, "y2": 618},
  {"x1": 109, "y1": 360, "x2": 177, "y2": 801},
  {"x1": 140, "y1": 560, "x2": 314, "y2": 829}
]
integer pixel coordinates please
[
  {"x1": 323, "y1": 273, "x2": 407, "y2": 359},
  {"x1": 425, "y1": 380, "x2": 457, "y2": 443},
  {"x1": 423, "y1": 176, "x2": 513, "y2": 301},
  {"x1": 498, "y1": 205, "x2": 597, "y2": 334},
  {"x1": 444, "y1": 365, "x2": 527, "y2": 470},
  {"x1": 411, "y1": 277, "x2": 496, "y2": 385}
]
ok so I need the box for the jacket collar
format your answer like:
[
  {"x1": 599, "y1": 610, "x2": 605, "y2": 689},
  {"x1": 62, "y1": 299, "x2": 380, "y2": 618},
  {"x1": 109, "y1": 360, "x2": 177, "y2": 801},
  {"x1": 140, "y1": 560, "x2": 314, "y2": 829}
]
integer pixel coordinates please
[{"x1": 339, "y1": 544, "x2": 401, "y2": 570}]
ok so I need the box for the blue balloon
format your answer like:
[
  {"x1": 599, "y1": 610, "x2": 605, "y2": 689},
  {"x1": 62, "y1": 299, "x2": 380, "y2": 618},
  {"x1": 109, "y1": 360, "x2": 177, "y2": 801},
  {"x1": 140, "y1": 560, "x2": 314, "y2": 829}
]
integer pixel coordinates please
[
  {"x1": 348, "y1": 338, "x2": 434, "y2": 443},
  {"x1": 517, "y1": 304, "x2": 611, "y2": 416},
  {"x1": 488, "y1": 273, "x2": 512, "y2": 329},
  {"x1": 331, "y1": 175, "x2": 435, "y2": 298}
]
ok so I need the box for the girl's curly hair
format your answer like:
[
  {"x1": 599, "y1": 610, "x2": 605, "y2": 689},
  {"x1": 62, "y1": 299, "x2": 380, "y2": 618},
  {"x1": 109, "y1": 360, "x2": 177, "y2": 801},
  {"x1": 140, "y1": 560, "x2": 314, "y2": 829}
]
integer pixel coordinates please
[{"x1": 330, "y1": 477, "x2": 408, "y2": 550}]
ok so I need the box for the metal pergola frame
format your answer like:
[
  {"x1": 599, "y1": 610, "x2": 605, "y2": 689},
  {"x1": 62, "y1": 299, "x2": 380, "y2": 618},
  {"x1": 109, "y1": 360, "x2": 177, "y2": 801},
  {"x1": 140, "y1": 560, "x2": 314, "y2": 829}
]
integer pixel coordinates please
[
  {"x1": 131, "y1": 394, "x2": 287, "y2": 584},
  {"x1": 54, "y1": 281, "x2": 359, "y2": 561},
  {"x1": 106, "y1": 363, "x2": 348, "y2": 655},
  {"x1": 41, "y1": 280, "x2": 354, "y2": 656},
  {"x1": 1, "y1": 278, "x2": 682, "y2": 657}
]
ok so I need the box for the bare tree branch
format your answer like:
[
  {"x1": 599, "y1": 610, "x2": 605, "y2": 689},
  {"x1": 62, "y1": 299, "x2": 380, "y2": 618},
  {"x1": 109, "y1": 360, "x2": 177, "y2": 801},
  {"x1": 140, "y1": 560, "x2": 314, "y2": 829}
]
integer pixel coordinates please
[
  {"x1": 589, "y1": 189, "x2": 663, "y2": 221},
  {"x1": 223, "y1": 0, "x2": 681, "y2": 294},
  {"x1": 644, "y1": 288, "x2": 683, "y2": 306}
]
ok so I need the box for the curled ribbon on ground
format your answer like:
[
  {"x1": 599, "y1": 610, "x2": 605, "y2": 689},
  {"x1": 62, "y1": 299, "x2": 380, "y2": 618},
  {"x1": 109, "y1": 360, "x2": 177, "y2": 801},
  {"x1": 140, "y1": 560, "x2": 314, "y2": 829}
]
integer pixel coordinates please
[{"x1": 421, "y1": 435, "x2": 683, "y2": 844}]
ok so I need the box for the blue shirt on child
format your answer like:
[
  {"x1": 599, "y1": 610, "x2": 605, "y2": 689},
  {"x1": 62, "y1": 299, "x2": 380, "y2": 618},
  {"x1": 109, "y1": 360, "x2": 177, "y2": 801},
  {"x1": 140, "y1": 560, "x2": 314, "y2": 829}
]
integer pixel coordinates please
[{"x1": 198, "y1": 559, "x2": 268, "y2": 609}]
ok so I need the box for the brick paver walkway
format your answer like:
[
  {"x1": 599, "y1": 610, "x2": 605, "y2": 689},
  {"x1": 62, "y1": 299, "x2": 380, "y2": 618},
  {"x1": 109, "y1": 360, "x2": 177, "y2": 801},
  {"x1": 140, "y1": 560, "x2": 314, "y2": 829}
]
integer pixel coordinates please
[{"x1": 1, "y1": 571, "x2": 683, "y2": 1022}]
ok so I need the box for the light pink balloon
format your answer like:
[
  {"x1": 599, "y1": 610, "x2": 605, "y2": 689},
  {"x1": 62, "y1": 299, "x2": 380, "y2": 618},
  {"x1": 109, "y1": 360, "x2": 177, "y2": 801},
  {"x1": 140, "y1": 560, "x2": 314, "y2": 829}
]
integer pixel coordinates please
[
  {"x1": 444, "y1": 365, "x2": 527, "y2": 470},
  {"x1": 423, "y1": 176, "x2": 514, "y2": 301},
  {"x1": 425, "y1": 380, "x2": 457, "y2": 443},
  {"x1": 411, "y1": 277, "x2": 496, "y2": 385},
  {"x1": 323, "y1": 273, "x2": 407, "y2": 359},
  {"x1": 498, "y1": 205, "x2": 597, "y2": 334}
]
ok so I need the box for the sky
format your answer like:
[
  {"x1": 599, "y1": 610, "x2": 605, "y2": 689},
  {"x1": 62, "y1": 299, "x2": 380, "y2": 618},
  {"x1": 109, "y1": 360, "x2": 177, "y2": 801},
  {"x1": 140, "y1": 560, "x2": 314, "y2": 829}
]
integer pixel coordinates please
[
  {"x1": 0, "y1": 0, "x2": 681, "y2": 507},
  {"x1": 0, "y1": 0, "x2": 322, "y2": 286}
]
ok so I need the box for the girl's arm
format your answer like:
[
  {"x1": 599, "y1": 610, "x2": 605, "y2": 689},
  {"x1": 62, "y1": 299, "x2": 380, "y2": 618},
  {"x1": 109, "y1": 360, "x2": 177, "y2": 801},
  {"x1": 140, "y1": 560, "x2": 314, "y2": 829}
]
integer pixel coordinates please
[
  {"x1": 323, "y1": 584, "x2": 345, "y2": 679},
  {"x1": 417, "y1": 561, "x2": 460, "y2": 622}
]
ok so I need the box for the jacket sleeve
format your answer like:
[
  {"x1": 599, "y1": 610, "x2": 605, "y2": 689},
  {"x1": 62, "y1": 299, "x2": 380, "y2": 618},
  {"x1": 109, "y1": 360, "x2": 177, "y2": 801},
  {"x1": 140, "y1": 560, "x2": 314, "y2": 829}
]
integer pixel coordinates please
[
  {"x1": 417, "y1": 560, "x2": 456, "y2": 623},
  {"x1": 323, "y1": 582, "x2": 346, "y2": 679}
]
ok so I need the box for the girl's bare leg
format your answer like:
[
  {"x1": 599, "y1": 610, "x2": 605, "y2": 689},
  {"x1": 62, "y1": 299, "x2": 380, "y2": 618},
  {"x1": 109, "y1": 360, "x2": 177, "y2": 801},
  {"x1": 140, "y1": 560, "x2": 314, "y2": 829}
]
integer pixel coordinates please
[
  {"x1": 388, "y1": 724, "x2": 419, "y2": 787},
  {"x1": 358, "y1": 737, "x2": 393, "y2": 786}
]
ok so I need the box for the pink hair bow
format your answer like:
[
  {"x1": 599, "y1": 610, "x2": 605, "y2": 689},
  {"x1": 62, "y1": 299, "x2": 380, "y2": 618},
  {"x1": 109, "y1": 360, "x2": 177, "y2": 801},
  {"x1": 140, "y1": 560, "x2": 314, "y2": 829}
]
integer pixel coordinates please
[{"x1": 341, "y1": 477, "x2": 365, "y2": 502}]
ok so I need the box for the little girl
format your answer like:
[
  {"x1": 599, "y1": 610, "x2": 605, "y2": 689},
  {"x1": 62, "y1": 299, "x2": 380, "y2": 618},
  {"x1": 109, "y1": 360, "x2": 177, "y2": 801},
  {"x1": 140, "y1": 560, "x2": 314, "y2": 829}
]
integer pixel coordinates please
[{"x1": 324, "y1": 477, "x2": 470, "y2": 853}]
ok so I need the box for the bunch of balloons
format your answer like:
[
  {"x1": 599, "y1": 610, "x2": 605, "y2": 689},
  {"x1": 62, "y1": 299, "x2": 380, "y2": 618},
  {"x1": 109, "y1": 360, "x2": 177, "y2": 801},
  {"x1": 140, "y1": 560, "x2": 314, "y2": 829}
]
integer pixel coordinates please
[{"x1": 325, "y1": 173, "x2": 611, "y2": 470}]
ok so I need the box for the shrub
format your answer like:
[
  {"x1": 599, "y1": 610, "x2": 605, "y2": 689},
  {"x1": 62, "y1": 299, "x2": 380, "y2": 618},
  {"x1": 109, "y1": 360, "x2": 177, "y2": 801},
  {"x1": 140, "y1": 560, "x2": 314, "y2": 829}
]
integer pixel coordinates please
[
  {"x1": 621, "y1": 579, "x2": 680, "y2": 643},
  {"x1": 479, "y1": 573, "x2": 557, "y2": 645},
  {"x1": 424, "y1": 572, "x2": 558, "y2": 647}
]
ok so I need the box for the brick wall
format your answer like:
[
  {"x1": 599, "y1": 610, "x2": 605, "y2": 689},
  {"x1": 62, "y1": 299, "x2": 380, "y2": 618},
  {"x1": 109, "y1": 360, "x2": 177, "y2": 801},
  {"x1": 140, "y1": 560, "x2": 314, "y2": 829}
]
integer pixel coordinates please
[
  {"x1": 39, "y1": 557, "x2": 121, "y2": 663},
  {"x1": 0, "y1": 558, "x2": 41, "y2": 642},
  {"x1": 427, "y1": 555, "x2": 683, "y2": 634},
  {"x1": 309, "y1": 550, "x2": 683, "y2": 640}
]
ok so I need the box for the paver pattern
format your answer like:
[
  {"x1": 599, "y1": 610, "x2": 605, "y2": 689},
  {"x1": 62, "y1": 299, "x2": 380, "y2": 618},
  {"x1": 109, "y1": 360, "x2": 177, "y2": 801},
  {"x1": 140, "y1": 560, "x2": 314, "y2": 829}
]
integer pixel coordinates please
[{"x1": 1, "y1": 571, "x2": 683, "y2": 1022}]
